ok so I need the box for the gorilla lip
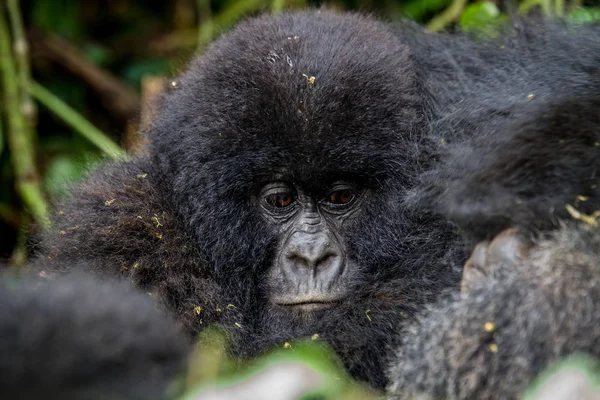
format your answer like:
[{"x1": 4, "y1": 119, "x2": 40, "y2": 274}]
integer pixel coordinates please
[
  {"x1": 277, "y1": 301, "x2": 338, "y2": 311},
  {"x1": 274, "y1": 296, "x2": 344, "y2": 311}
]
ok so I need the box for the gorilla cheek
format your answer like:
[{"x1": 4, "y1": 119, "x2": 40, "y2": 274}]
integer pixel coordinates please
[{"x1": 268, "y1": 212, "x2": 349, "y2": 312}]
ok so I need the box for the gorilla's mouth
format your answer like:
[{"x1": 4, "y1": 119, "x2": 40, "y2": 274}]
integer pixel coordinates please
[
  {"x1": 277, "y1": 301, "x2": 338, "y2": 311},
  {"x1": 273, "y1": 296, "x2": 344, "y2": 311}
]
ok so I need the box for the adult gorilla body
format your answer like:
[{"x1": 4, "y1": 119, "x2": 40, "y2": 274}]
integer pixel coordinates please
[{"x1": 36, "y1": 11, "x2": 600, "y2": 389}]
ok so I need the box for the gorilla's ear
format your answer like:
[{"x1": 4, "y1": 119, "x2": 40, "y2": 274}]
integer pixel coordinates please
[
  {"x1": 437, "y1": 96, "x2": 600, "y2": 240},
  {"x1": 0, "y1": 271, "x2": 190, "y2": 400}
]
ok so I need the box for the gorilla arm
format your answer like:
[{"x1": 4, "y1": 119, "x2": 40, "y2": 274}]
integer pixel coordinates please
[{"x1": 424, "y1": 96, "x2": 600, "y2": 240}]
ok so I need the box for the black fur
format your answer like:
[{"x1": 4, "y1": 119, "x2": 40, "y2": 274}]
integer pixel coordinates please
[
  {"x1": 418, "y1": 96, "x2": 600, "y2": 241},
  {"x1": 0, "y1": 272, "x2": 190, "y2": 400},
  {"x1": 33, "y1": 11, "x2": 600, "y2": 389}
]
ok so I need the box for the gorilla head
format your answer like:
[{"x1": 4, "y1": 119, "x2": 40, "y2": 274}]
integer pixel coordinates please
[
  {"x1": 37, "y1": 11, "x2": 461, "y2": 388},
  {"x1": 142, "y1": 11, "x2": 460, "y2": 386}
]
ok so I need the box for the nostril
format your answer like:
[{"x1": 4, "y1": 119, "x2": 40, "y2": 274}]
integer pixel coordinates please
[
  {"x1": 284, "y1": 249, "x2": 340, "y2": 271},
  {"x1": 286, "y1": 253, "x2": 309, "y2": 268},
  {"x1": 315, "y1": 251, "x2": 338, "y2": 270}
]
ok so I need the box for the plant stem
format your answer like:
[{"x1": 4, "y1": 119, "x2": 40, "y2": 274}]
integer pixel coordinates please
[
  {"x1": 0, "y1": 4, "x2": 49, "y2": 229},
  {"x1": 7, "y1": 0, "x2": 37, "y2": 127},
  {"x1": 426, "y1": 0, "x2": 468, "y2": 32},
  {"x1": 196, "y1": 0, "x2": 213, "y2": 52},
  {"x1": 29, "y1": 82, "x2": 126, "y2": 159},
  {"x1": 272, "y1": 0, "x2": 285, "y2": 13}
]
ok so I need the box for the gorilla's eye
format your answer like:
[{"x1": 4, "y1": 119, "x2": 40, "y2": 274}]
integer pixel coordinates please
[
  {"x1": 327, "y1": 185, "x2": 356, "y2": 205},
  {"x1": 266, "y1": 192, "x2": 294, "y2": 208},
  {"x1": 260, "y1": 183, "x2": 296, "y2": 210}
]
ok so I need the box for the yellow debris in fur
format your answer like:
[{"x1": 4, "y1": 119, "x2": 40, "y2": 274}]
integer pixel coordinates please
[
  {"x1": 302, "y1": 73, "x2": 316, "y2": 88},
  {"x1": 152, "y1": 215, "x2": 163, "y2": 227},
  {"x1": 283, "y1": 342, "x2": 292, "y2": 349},
  {"x1": 483, "y1": 322, "x2": 495, "y2": 333},
  {"x1": 193, "y1": 306, "x2": 203, "y2": 315},
  {"x1": 235, "y1": 322, "x2": 242, "y2": 328},
  {"x1": 488, "y1": 343, "x2": 498, "y2": 353},
  {"x1": 566, "y1": 204, "x2": 600, "y2": 227},
  {"x1": 311, "y1": 334, "x2": 320, "y2": 340},
  {"x1": 365, "y1": 309, "x2": 372, "y2": 322},
  {"x1": 105, "y1": 199, "x2": 116, "y2": 206}
]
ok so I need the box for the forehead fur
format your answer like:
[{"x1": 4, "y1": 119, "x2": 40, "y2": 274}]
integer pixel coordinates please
[{"x1": 151, "y1": 11, "x2": 425, "y2": 184}]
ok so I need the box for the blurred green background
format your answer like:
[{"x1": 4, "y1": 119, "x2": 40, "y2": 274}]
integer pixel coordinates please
[{"x1": 1, "y1": 0, "x2": 599, "y2": 265}]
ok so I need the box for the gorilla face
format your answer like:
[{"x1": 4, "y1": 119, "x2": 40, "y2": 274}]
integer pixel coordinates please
[{"x1": 259, "y1": 179, "x2": 361, "y2": 311}]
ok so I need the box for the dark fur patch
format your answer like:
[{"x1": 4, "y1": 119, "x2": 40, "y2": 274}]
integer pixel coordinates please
[{"x1": 0, "y1": 272, "x2": 189, "y2": 400}]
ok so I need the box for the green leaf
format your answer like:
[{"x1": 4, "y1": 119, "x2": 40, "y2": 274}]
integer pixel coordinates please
[
  {"x1": 459, "y1": 2, "x2": 499, "y2": 29},
  {"x1": 523, "y1": 354, "x2": 600, "y2": 399},
  {"x1": 459, "y1": 2, "x2": 507, "y2": 37},
  {"x1": 29, "y1": 82, "x2": 125, "y2": 159},
  {"x1": 400, "y1": 0, "x2": 450, "y2": 22},
  {"x1": 121, "y1": 58, "x2": 172, "y2": 88},
  {"x1": 567, "y1": 7, "x2": 600, "y2": 25},
  {"x1": 176, "y1": 330, "x2": 379, "y2": 400},
  {"x1": 31, "y1": 0, "x2": 83, "y2": 41},
  {"x1": 83, "y1": 44, "x2": 113, "y2": 67}
]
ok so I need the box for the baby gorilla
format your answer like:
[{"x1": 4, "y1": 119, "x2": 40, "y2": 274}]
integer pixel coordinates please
[
  {"x1": 388, "y1": 96, "x2": 600, "y2": 399},
  {"x1": 0, "y1": 272, "x2": 190, "y2": 400},
  {"x1": 33, "y1": 11, "x2": 600, "y2": 389}
]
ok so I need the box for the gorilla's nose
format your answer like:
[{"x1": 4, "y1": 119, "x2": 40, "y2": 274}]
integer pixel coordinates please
[{"x1": 282, "y1": 231, "x2": 344, "y2": 278}]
